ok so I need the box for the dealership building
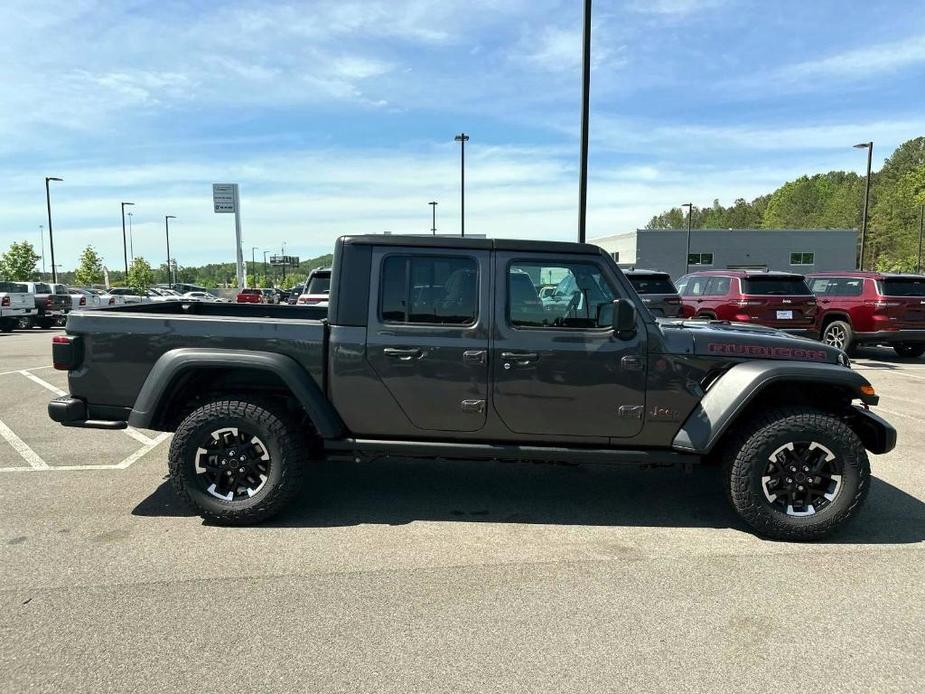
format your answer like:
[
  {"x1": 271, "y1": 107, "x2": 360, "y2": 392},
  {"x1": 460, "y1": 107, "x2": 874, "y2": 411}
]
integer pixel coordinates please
[{"x1": 590, "y1": 228, "x2": 858, "y2": 280}]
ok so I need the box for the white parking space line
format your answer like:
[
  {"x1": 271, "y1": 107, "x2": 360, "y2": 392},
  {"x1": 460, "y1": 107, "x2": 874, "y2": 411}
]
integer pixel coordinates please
[
  {"x1": 19, "y1": 369, "x2": 65, "y2": 396},
  {"x1": 15, "y1": 370, "x2": 157, "y2": 445},
  {"x1": 875, "y1": 407, "x2": 925, "y2": 424},
  {"x1": 0, "y1": 432, "x2": 170, "y2": 472},
  {"x1": 0, "y1": 418, "x2": 50, "y2": 470},
  {"x1": 0, "y1": 365, "x2": 54, "y2": 377}
]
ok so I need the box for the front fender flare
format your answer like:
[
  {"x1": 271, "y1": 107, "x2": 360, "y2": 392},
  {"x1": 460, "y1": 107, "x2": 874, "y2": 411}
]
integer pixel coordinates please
[
  {"x1": 127, "y1": 348, "x2": 345, "y2": 438},
  {"x1": 672, "y1": 360, "x2": 876, "y2": 454}
]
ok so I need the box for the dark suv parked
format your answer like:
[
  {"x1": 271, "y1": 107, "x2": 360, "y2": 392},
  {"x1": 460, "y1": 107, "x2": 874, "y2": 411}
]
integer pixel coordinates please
[
  {"x1": 676, "y1": 270, "x2": 817, "y2": 336},
  {"x1": 623, "y1": 269, "x2": 682, "y2": 317},
  {"x1": 808, "y1": 272, "x2": 925, "y2": 357}
]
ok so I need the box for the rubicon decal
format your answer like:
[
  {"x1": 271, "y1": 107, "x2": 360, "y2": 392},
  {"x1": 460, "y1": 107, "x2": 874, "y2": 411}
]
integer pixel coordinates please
[{"x1": 707, "y1": 342, "x2": 827, "y2": 361}]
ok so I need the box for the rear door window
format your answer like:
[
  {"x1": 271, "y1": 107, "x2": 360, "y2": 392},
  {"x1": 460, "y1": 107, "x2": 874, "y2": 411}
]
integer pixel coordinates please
[
  {"x1": 683, "y1": 276, "x2": 709, "y2": 297},
  {"x1": 380, "y1": 255, "x2": 478, "y2": 325},
  {"x1": 741, "y1": 276, "x2": 810, "y2": 295},
  {"x1": 880, "y1": 278, "x2": 925, "y2": 296},
  {"x1": 705, "y1": 277, "x2": 731, "y2": 296}
]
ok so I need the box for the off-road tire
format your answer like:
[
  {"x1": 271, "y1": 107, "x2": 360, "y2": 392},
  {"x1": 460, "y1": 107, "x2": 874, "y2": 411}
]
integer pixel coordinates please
[
  {"x1": 168, "y1": 398, "x2": 311, "y2": 525},
  {"x1": 0, "y1": 319, "x2": 15, "y2": 333},
  {"x1": 822, "y1": 319, "x2": 856, "y2": 356},
  {"x1": 722, "y1": 407, "x2": 869, "y2": 541},
  {"x1": 893, "y1": 343, "x2": 925, "y2": 358}
]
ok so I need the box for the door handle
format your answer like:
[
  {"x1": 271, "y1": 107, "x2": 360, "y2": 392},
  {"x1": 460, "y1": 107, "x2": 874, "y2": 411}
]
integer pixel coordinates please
[
  {"x1": 383, "y1": 347, "x2": 423, "y2": 361},
  {"x1": 463, "y1": 349, "x2": 486, "y2": 364},
  {"x1": 501, "y1": 351, "x2": 538, "y2": 369}
]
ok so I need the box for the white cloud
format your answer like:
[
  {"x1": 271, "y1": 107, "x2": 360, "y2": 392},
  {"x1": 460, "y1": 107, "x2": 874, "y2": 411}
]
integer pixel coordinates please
[
  {"x1": 773, "y1": 34, "x2": 925, "y2": 85},
  {"x1": 629, "y1": 0, "x2": 728, "y2": 17}
]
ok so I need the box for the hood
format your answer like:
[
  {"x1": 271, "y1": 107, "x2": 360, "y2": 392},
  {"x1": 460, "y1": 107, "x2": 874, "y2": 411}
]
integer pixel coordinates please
[{"x1": 656, "y1": 318, "x2": 846, "y2": 366}]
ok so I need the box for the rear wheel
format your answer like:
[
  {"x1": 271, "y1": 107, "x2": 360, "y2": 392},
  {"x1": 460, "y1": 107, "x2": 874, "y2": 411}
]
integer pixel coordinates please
[
  {"x1": 723, "y1": 407, "x2": 869, "y2": 541},
  {"x1": 893, "y1": 343, "x2": 925, "y2": 358},
  {"x1": 168, "y1": 398, "x2": 311, "y2": 525},
  {"x1": 0, "y1": 319, "x2": 16, "y2": 333},
  {"x1": 821, "y1": 320, "x2": 855, "y2": 356}
]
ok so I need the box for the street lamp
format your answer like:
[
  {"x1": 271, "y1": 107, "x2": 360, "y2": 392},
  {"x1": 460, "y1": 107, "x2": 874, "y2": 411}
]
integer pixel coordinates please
[
  {"x1": 429, "y1": 201, "x2": 438, "y2": 236},
  {"x1": 577, "y1": 0, "x2": 592, "y2": 243},
  {"x1": 454, "y1": 133, "x2": 469, "y2": 237},
  {"x1": 853, "y1": 142, "x2": 873, "y2": 269},
  {"x1": 45, "y1": 177, "x2": 63, "y2": 283},
  {"x1": 251, "y1": 246, "x2": 260, "y2": 286},
  {"x1": 263, "y1": 250, "x2": 269, "y2": 286},
  {"x1": 127, "y1": 211, "x2": 134, "y2": 262},
  {"x1": 682, "y1": 202, "x2": 694, "y2": 275},
  {"x1": 120, "y1": 202, "x2": 135, "y2": 275},
  {"x1": 164, "y1": 215, "x2": 176, "y2": 288}
]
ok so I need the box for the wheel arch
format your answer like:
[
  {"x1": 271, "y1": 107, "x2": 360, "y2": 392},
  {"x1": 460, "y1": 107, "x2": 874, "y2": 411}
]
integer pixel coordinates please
[
  {"x1": 820, "y1": 311, "x2": 853, "y2": 330},
  {"x1": 673, "y1": 361, "x2": 879, "y2": 455},
  {"x1": 128, "y1": 348, "x2": 345, "y2": 438}
]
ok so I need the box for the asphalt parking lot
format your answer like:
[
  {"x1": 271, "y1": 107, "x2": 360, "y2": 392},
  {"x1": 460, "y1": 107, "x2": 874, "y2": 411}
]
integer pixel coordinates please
[{"x1": 0, "y1": 328, "x2": 923, "y2": 693}]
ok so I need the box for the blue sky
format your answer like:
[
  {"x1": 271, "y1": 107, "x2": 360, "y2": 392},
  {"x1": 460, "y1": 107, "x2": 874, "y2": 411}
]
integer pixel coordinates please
[{"x1": 2, "y1": 0, "x2": 925, "y2": 270}]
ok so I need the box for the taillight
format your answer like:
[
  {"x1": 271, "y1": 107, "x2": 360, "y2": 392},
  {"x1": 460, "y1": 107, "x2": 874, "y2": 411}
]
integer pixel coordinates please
[
  {"x1": 109, "y1": 297, "x2": 115, "y2": 305},
  {"x1": 79, "y1": 296, "x2": 86, "y2": 306},
  {"x1": 867, "y1": 300, "x2": 901, "y2": 309},
  {"x1": 1, "y1": 296, "x2": 9, "y2": 307},
  {"x1": 52, "y1": 335, "x2": 82, "y2": 371},
  {"x1": 45, "y1": 296, "x2": 53, "y2": 307}
]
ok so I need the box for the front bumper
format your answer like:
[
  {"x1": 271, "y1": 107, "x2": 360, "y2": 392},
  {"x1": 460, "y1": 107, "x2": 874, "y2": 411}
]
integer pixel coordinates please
[
  {"x1": 849, "y1": 406, "x2": 897, "y2": 454},
  {"x1": 855, "y1": 329, "x2": 925, "y2": 344},
  {"x1": 48, "y1": 396, "x2": 127, "y2": 430}
]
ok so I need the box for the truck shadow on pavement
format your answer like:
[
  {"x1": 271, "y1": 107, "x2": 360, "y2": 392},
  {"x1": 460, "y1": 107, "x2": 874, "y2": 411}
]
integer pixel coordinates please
[{"x1": 133, "y1": 459, "x2": 925, "y2": 544}]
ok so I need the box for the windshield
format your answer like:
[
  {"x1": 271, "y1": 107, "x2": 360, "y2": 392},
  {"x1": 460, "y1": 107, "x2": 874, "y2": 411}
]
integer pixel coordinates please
[
  {"x1": 629, "y1": 276, "x2": 676, "y2": 294},
  {"x1": 880, "y1": 278, "x2": 925, "y2": 296},
  {"x1": 741, "y1": 276, "x2": 810, "y2": 295},
  {"x1": 306, "y1": 275, "x2": 331, "y2": 294}
]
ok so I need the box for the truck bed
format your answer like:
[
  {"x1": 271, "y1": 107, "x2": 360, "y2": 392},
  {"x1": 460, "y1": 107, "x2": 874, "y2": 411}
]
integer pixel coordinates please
[{"x1": 65, "y1": 301, "x2": 328, "y2": 419}]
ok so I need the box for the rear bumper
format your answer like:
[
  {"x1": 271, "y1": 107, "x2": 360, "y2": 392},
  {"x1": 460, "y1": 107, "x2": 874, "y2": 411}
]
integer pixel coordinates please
[
  {"x1": 0, "y1": 308, "x2": 37, "y2": 318},
  {"x1": 47, "y1": 396, "x2": 127, "y2": 430},
  {"x1": 855, "y1": 329, "x2": 925, "y2": 344}
]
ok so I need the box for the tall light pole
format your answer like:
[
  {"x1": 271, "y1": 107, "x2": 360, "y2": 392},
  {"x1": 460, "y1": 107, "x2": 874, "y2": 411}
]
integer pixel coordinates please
[
  {"x1": 45, "y1": 177, "x2": 62, "y2": 283},
  {"x1": 918, "y1": 204, "x2": 924, "y2": 274},
  {"x1": 429, "y1": 201, "x2": 438, "y2": 236},
  {"x1": 120, "y1": 202, "x2": 135, "y2": 275},
  {"x1": 854, "y1": 142, "x2": 873, "y2": 269},
  {"x1": 127, "y1": 211, "x2": 135, "y2": 261},
  {"x1": 39, "y1": 225, "x2": 46, "y2": 279},
  {"x1": 251, "y1": 246, "x2": 259, "y2": 285},
  {"x1": 454, "y1": 133, "x2": 469, "y2": 237},
  {"x1": 263, "y1": 250, "x2": 269, "y2": 286},
  {"x1": 164, "y1": 215, "x2": 176, "y2": 288},
  {"x1": 577, "y1": 0, "x2": 592, "y2": 243},
  {"x1": 682, "y1": 203, "x2": 694, "y2": 275}
]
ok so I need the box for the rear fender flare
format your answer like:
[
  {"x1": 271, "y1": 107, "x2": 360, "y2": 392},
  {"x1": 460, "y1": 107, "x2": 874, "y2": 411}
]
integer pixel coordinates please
[
  {"x1": 672, "y1": 360, "x2": 876, "y2": 454},
  {"x1": 127, "y1": 348, "x2": 345, "y2": 438}
]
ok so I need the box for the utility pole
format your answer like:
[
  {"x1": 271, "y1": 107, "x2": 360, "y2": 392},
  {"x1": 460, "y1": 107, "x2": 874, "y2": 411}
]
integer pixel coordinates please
[
  {"x1": 682, "y1": 203, "x2": 694, "y2": 276},
  {"x1": 120, "y1": 202, "x2": 134, "y2": 275},
  {"x1": 164, "y1": 216, "x2": 176, "y2": 288},
  {"x1": 919, "y1": 204, "x2": 924, "y2": 274},
  {"x1": 39, "y1": 225, "x2": 46, "y2": 279},
  {"x1": 127, "y1": 211, "x2": 134, "y2": 261},
  {"x1": 577, "y1": 0, "x2": 592, "y2": 243},
  {"x1": 45, "y1": 177, "x2": 63, "y2": 283},
  {"x1": 853, "y1": 141, "x2": 873, "y2": 269},
  {"x1": 429, "y1": 201, "x2": 438, "y2": 236},
  {"x1": 454, "y1": 133, "x2": 469, "y2": 237}
]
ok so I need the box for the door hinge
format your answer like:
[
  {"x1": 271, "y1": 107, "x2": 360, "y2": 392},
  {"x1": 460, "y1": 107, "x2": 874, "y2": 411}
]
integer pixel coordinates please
[{"x1": 461, "y1": 399, "x2": 486, "y2": 414}]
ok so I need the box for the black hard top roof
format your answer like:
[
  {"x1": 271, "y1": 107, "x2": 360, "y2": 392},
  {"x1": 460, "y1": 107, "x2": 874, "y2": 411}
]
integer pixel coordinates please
[
  {"x1": 624, "y1": 268, "x2": 670, "y2": 276},
  {"x1": 340, "y1": 234, "x2": 602, "y2": 255}
]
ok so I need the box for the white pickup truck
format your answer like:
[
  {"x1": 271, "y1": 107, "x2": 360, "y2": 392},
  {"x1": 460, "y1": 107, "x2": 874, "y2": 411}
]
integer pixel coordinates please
[{"x1": 0, "y1": 281, "x2": 37, "y2": 332}]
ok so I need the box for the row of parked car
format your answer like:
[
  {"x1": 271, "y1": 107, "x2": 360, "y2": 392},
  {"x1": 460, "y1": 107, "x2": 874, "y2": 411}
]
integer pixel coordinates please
[
  {"x1": 624, "y1": 268, "x2": 925, "y2": 357},
  {"x1": 0, "y1": 281, "x2": 229, "y2": 332},
  {"x1": 234, "y1": 268, "x2": 332, "y2": 307}
]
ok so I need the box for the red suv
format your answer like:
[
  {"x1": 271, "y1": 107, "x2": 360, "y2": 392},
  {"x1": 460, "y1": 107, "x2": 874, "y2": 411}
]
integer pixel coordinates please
[
  {"x1": 676, "y1": 270, "x2": 817, "y2": 336},
  {"x1": 807, "y1": 272, "x2": 925, "y2": 357}
]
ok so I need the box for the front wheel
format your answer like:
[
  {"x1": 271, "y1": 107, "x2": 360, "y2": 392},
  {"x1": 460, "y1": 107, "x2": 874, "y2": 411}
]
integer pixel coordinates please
[
  {"x1": 893, "y1": 343, "x2": 925, "y2": 358},
  {"x1": 168, "y1": 398, "x2": 311, "y2": 525},
  {"x1": 723, "y1": 407, "x2": 869, "y2": 541}
]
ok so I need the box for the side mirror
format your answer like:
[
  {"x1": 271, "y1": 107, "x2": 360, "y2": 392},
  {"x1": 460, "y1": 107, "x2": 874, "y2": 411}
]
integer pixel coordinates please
[{"x1": 611, "y1": 299, "x2": 636, "y2": 337}]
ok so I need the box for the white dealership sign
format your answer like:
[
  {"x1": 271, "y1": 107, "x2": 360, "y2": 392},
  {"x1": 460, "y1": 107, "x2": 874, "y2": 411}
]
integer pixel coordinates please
[{"x1": 213, "y1": 183, "x2": 245, "y2": 288}]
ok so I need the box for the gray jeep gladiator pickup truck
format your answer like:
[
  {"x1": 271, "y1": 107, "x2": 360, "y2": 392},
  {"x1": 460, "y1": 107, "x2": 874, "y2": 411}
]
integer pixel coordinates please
[{"x1": 48, "y1": 235, "x2": 895, "y2": 540}]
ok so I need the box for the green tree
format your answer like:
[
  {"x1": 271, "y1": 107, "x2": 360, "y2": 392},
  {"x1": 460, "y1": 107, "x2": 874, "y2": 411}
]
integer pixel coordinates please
[
  {"x1": 126, "y1": 257, "x2": 154, "y2": 291},
  {"x1": 0, "y1": 241, "x2": 40, "y2": 281},
  {"x1": 74, "y1": 245, "x2": 104, "y2": 286}
]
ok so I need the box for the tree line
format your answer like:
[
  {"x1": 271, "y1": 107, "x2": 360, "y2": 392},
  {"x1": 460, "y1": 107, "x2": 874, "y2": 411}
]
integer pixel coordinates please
[{"x1": 646, "y1": 137, "x2": 925, "y2": 271}]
